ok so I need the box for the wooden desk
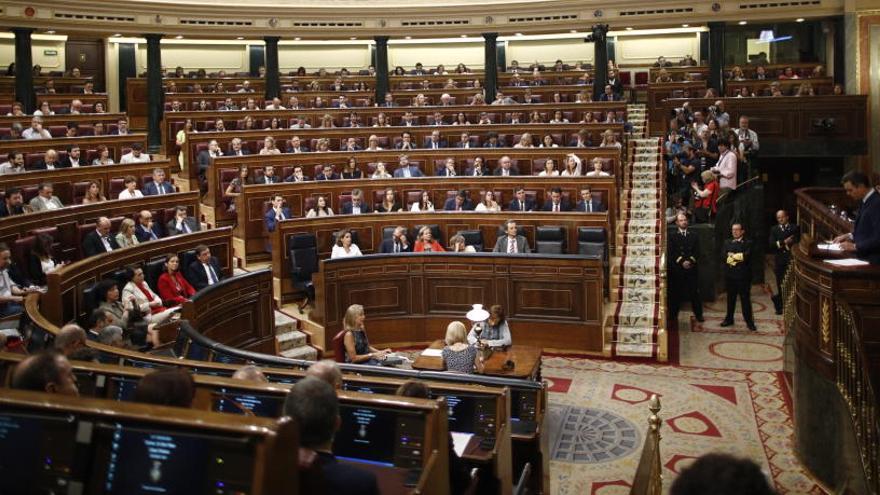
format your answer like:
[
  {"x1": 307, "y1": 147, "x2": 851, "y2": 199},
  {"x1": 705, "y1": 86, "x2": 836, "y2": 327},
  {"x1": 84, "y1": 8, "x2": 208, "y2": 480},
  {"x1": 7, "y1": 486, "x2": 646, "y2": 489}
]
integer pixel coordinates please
[
  {"x1": 413, "y1": 340, "x2": 542, "y2": 380},
  {"x1": 0, "y1": 132, "x2": 148, "y2": 158}
]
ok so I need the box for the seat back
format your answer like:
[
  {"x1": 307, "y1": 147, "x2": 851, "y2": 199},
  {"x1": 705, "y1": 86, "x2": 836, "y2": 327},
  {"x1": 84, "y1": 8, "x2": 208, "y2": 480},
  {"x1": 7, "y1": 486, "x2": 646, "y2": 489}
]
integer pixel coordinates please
[
  {"x1": 535, "y1": 226, "x2": 566, "y2": 254},
  {"x1": 332, "y1": 330, "x2": 347, "y2": 363},
  {"x1": 288, "y1": 234, "x2": 319, "y2": 284},
  {"x1": 412, "y1": 224, "x2": 442, "y2": 244},
  {"x1": 577, "y1": 227, "x2": 607, "y2": 259}
]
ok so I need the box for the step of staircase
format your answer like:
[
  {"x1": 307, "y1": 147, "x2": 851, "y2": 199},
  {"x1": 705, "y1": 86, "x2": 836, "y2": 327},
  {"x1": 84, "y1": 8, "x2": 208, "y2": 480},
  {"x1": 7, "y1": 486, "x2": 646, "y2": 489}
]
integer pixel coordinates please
[
  {"x1": 274, "y1": 311, "x2": 298, "y2": 335},
  {"x1": 280, "y1": 344, "x2": 319, "y2": 361},
  {"x1": 277, "y1": 329, "x2": 309, "y2": 352}
]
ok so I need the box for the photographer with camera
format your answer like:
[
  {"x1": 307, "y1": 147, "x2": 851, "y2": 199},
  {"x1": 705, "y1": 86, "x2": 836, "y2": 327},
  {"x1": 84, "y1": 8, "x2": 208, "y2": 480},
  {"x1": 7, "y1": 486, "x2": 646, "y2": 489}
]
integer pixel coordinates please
[{"x1": 736, "y1": 116, "x2": 760, "y2": 177}]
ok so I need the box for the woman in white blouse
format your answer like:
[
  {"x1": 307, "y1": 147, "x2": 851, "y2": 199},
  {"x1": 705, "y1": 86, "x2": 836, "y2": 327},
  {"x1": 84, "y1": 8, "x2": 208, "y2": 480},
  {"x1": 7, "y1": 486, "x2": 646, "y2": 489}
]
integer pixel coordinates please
[
  {"x1": 539, "y1": 134, "x2": 558, "y2": 148},
  {"x1": 585, "y1": 157, "x2": 611, "y2": 177},
  {"x1": 561, "y1": 154, "x2": 582, "y2": 177},
  {"x1": 305, "y1": 196, "x2": 335, "y2": 218},
  {"x1": 115, "y1": 218, "x2": 140, "y2": 248},
  {"x1": 118, "y1": 176, "x2": 144, "y2": 200},
  {"x1": 514, "y1": 133, "x2": 534, "y2": 148},
  {"x1": 331, "y1": 229, "x2": 363, "y2": 259},
  {"x1": 538, "y1": 159, "x2": 559, "y2": 177},
  {"x1": 122, "y1": 266, "x2": 177, "y2": 326},
  {"x1": 260, "y1": 136, "x2": 282, "y2": 155},
  {"x1": 474, "y1": 191, "x2": 501, "y2": 212},
  {"x1": 370, "y1": 162, "x2": 392, "y2": 179},
  {"x1": 410, "y1": 191, "x2": 435, "y2": 212}
]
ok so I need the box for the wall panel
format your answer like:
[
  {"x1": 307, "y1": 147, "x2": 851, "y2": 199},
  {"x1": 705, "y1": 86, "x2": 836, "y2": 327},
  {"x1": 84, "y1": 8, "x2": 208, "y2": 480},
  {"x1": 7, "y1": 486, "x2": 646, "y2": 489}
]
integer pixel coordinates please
[
  {"x1": 279, "y1": 44, "x2": 370, "y2": 71},
  {"x1": 135, "y1": 43, "x2": 249, "y2": 73},
  {"x1": 507, "y1": 38, "x2": 593, "y2": 66},
  {"x1": 615, "y1": 33, "x2": 699, "y2": 66},
  {"x1": 389, "y1": 41, "x2": 484, "y2": 69}
]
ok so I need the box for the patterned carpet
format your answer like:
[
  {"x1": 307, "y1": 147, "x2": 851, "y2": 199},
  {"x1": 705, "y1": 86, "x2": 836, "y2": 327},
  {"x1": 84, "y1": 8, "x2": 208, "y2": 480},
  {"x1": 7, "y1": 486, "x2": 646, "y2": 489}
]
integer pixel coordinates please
[{"x1": 543, "y1": 276, "x2": 827, "y2": 494}]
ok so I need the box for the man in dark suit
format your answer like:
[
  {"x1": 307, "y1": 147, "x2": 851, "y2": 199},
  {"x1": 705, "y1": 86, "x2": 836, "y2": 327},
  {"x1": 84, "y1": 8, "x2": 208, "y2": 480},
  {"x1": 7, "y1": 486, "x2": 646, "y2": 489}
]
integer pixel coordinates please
[
  {"x1": 668, "y1": 213, "x2": 704, "y2": 324},
  {"x1": 257, "y1": 166, "x2": 280, "y2": 184},
  {"x1": 185, "y1": 244, "x2": 225, "y2": 291},
  {"x1": 721, "y1": 223, "x2": 756, "y2": 331},
  {"x1": 834, "y1": 171, "x2": 880, "y2": 265},
  {"x1": 287, "y1": 136, "x2": 309, "y2": 153},
  {"x1": 599, "y1": 84, "x2": 621, "y2": 102},
  {"x1": 607, "y1": 69, "x2": 623, "y2": 96},
  {"x1": 284, "y1": 166, "x2": 309, "y2": 183},
  {"x1": 197, "y1": 140, "x2": 223, "y2": 177},
  {"x1": 493, "y1": 156, "x2": 519, "y2": 176},
  {"x1": 135, "y1": 210, "x2": 163, "y2": 243},
  {"x1": 340, "y1": 189, "x2": 371, "y2": 215},
  {"x1": 265, "y1": 194, "x2": 291, "y2": 233},
  {"x1": 768, "y1": 210, "x2": 800, "y2": 313},
  {"x1": 568, "y1": 129, "x2": 592, "y2": 147},
  {"x1": 166, "y1": 206, "x2": 200, "y2": 236},
  {"x1": 284, "y1": 377, "x2": 380, "y2": 495},
  {"x1": 229, "y1": 138, "x2": 251, "y2": 156},
  {"x1": 30, "y1": 149, "x2": 67, "y2": 171},
  {"x1": 82, "y1": 217, "x2": 120, "y2": 258},
  {"x1": 380, "y1": 226, "x2": 412, "y2": 254},
  {"x1": 423, "y1": 130, "x2": 447, "y2": 150},
  {"x1": 393, "y1": 156, "x2": 423, "y2": 178},
  {"x1": 464, "y1": 159, "x2": 489, "y2": 177},
  {"x1": 340, "y1": 137, "x2": 361, "y2": 152},
  {"x1": 508, "y1": 187, "x2": 536, "y2": 212},
  {"x1": 0, "y1": 188, "x2": 25, "y2": 218},
  {"x1": 59, "y1": 145, "x2": 86, "y2": 168},
  {"x1": 315, "y1": 165, "x2": 340, "y2": 181},
  {"x1": 436, "y1": 158, "x2": 457, "y2": 177},
  {"x1": 483, "y1": 132, "x2": 504, "y2": 148},
  {"x1": 542, "y1": 188, "x2": 571, "y2": 212},
  {"x1": 143, "y1": 168, "x2": 175, "y2": 196},
  {"x1": 395, "y1": 132, "x2": 417, "y2": 150},
  {"x1": 575, "y1": 187, "x2": 605, "y2": 212},
  {"x1": 382, "y1": 93, "x2": 397, "y2": 107},
  {"x1": 493, "y1": 220, "x2": 530, "y2": 254},
  {"x1": 444, "y1": 190, "x2": 474, "y2": 211}
]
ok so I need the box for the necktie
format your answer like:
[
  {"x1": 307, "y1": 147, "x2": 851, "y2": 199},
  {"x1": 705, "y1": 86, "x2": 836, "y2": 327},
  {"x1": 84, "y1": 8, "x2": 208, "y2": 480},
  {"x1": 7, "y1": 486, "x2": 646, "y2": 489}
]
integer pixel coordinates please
[
  {"x1": 149, "y1": 229, "x2": 157, "y2": 240},
  {"x1": 553, "y1": 203, "x2": 559, "y2": 212},
  {"x1": 158, "y1": 183, "x2": 164, "y2": 195},
  {"x1": 206, "y1": 264, "x2": 218, "y2": 284},
  {"x1": 394, "y1": 242, "x2": 400, "y2": 253},
  {"x1": 102, "y1": 236, "x2": 113, "y2": 251},
  {"x1": 182, "y1": 222, "x2": 191, "y2": 234},
  {"x1": 0, "y1": 270, "x2": 10, "y2": 294},
  {"x1": 520, "y1": 202, "x2": 525, "y2": 212},
  {"x1": 587, "y1": 202, "x2": 592, "y2": 213},
  {"x1": 508, "y1": 238, "x2": 516, "y2": 253}
]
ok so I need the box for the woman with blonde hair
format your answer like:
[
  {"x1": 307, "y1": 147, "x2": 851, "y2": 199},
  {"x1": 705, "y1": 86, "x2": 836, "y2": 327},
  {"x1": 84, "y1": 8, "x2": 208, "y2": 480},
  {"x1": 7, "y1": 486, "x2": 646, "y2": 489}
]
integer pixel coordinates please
[
  {"x1": 81, "y1": 181, "x2": 106, "y2": 204},
  {"x1": 514, "y1": 133, "x2": 534, "y2": 148},
  {"x1": 342, "y1": 304, "x2": 390, "y2": 364},
  {"x1": 449, "y1": 234, "x2": 476, "y2": 253},
  {"x1": 561, "y1": 153, "x2": 582, "y2": 176},
  {"x1": 414, "y1": 226, "x2": 445, "y2": 252},
  {"x1": 330, "y1": 229, "x2": 362, "y2": 259},
  {"x1": 441, "y1": 321, "x2": 480, "y2": 374},
  {"x1": 260, "y1": 136, "x2": 281, "y2": 155},
  {"x1": 115, "y1": 218, "x2": 140, "y2": 248},
  {"x1": 599, "y1": 129, "x2": 622, "y2": 150}
]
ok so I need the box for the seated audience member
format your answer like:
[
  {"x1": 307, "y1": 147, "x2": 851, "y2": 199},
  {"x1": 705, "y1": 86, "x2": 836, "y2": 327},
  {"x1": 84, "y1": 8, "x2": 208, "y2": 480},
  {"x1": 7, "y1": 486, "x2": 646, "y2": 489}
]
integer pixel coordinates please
[
  {"x1": 284, "y1": 377, "x2": 381, "y2": 494},
  {"x1": 60, "y1": 145, "x2": 86, "y2": 168},
  {"x1": 157, "y1": 254, "x2": 196, "y2": 305},
  {"x1": 118, "y1": 175, "x2": 144, "y2": 200},
  {"x1": 465, "y1": 156, "x2": 489, "y2": 176},
  {"x1": 670, "y1": 453, "x2": 777, "y2": 495},
  {"x1": 343, "y1": 157, "x2": 365, "y2": 178},
  {"x1": 467, "y1": 304, "x2": 512, "y2": 347},
  {"x1": 444, "y1": 190, "x2": 475, "y2": 211},
  {"x1": 53, "y1": 325, "x2": 87, "y2": 357},
  {"x1": 569, "y1": 129, "x2": 592, "y2": 147},
  {"x1": 135, "y1": 210, "x2": 162, "y2": 242},
  {"x1": 94, "y1": 279, "x2": 135, "y2": 328},
  {"x1": 599, "y1": 129, "x2": 622, "y2": 149},
  {"x1": 543, "y1": 187, "x2": 571, "y2": 212},
  {"x1": 509, "y1": 187, "x2": 536, "y2": 212},
  {"x1": 562, "y1": 154, "x2": 583, "y2": 176},
  {"x1": 331, "y1": 229, "x2": 363, "y2": 259},
  {"x1": 538, "y1": 158, "x2": 559, "y2": 176},
  {"x1": 92, "y1": 145, "x2": 115, "y2": 165},
  {"x1": 120, "y1": 143, "x2": 151, "y2": 164},
  {"x1": 514, "y1": 133, "x2": 535, "y2": 148},
  {"x1": 30, "y1": 149, "x2": 63, "y2": 170},
  {"x1": 28, "y1": 233, "x2": 62, "y2": 286},
  {"x1": 144, "y1": 168, "x2": 174, "y2": 195},
  {"x1": 185, "y1": 244, "x2": 225, "y2": 291},
  {"x1": 287, "y1": 135, "x2": 309, "y2": 153},
  {"x1": 586, "y1": 158, "x2": 611, "y2": 177},
  {"x1": 133, "y1": 368, "x2": 195, "y2": 408},
  {"x1": 316, "y1": 164, "x2": 340, "y2": 181},
  {"x1": 0, "y1": 242, "x2": 38, "y2": 317},
  {"x1": 86, "y1": 308, "x2": 115, "y2": 340},
  {"x1": 691, "y1": 170, "x2": 719, "y2": 223},
  {"x1": 381, "y1": 226, "x2": 412, "y2": 253},
  {"x1": 494, "y1": 156, "x2": 519, "y2": 176},
  {"x1": 82, "y1": 217, "x2": 119, "y2": 257},
  {"x1": 166, "y1": 205, "x2": 200, "y2": 235},
  {"x1": 115, "y1": 218, "x2": 140, "y2": 248},
  {"x1": 442, "y1": 321, "x2": 480, "y2": 373},
  {"x1": 576, "y1": 186, "x2": 605, "y2": 212},
  {"x1": 123, "y1": 267, "x2": 177, "y2": 326},
  {"x1": 197, "y1": 140, "x2": 223, "y2": 176},
  {"x1": 256, "y1": 165, "x2": 280, "y2": 184},
  {"x1": 305, "y1": 360, "x2": 343, "y2": 389},
  {"x1": 394, "y1": 155, "x2": 424, "y2": 178},
  {"x1": 342, "y1": 304, "x2": 389, "y2": 365},
  {"x1": 396, "y1": 131, "x2": 417, "y2": 150},
  {"x1": 449, "y1": 234, "x2": 476, "y2": 253},
  {"x1": 284, "y1": 165, "x2": 307, "y2": 183},
  {"x1": 341, "y1": 188, "x2": 372, "y2": 214},
  {"x1": 0, "y1": 188, "x2": 26, "y2": 217},
  {"x1": 425, "y1": 130, "x2": 447, "y2": 149},
  {"x1": 483, "y1": 132, "x2": 503, "y2": 148},
  {"x1": 80, "y1": 183, "x2": 104, "y2": 205},
  {"x1": 377, "y1": 188, "x2": 403, "y2": 213},
  {"x1": 475, "y1": 190, "x2": 501, "y2": 212},
  {"x1": 232, "y1": 365, "x2": 269, "y2": 383},
  {"x1": 410, "y1": 191, "x2": 434, "y2": 212},
  {"x1": 540, "y1": 134, "x2": 559, "y2": 148},
  {"x1": 599, "y1": 84, "x2": 620, "y2": 101},
  {"x1": 10, "y1": 351, "x2": 79, "y2": 396},
  {"x1": 265, "y1": 194, "x2": 291, "y2": 232},
  {"x1": 414, "y1": 226, "x2": 445, "y2": 252},
  {"x1": 493, "y1": 220, "x2": 530, "y2": 254},
  {"x1": 306, "y1": 196, "x2": 335, "y2": 218},
  {"x1": 29, "y1": 183, "x2": 64, "y2": 212},
  {"x1": 437, "y1": 157, "x2": 458, "y2": 177},
  {"x1": 0, "y1": 152, "x2": 26, "y2": 174},
  {"x1": 22, "y1": 116, "x2": 52, "y2": 139}
]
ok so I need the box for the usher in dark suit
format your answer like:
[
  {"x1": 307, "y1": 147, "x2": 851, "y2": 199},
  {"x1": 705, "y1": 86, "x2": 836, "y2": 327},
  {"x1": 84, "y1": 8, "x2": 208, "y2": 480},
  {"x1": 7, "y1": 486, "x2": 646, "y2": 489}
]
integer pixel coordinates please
[{"x1": 668, "y1": 227, "x2": 703, "y2": 322}]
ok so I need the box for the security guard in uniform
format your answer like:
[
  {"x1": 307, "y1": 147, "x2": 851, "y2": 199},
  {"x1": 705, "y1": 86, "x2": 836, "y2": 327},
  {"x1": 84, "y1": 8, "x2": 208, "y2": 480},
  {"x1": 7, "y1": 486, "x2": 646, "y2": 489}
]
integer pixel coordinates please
[
  {"x1": 721, "y1": 222, "x2": 756, "y2": 331},
  {"x1": 768, "y1": 210, "x2": 800, "y2": 314},
  {"x1": 667, "y1": 212, "x2": 704, "y2": 324}
]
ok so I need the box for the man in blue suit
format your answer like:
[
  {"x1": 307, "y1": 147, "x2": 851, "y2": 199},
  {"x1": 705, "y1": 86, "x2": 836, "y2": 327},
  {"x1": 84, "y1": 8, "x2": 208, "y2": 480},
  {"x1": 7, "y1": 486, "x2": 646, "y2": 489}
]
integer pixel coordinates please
[
  {"x1": 834, "y1": 171, "x2": 880, "y2": 264},
  {"x1": 393, "y1": 155, "x2": 423, "y2": 178},
  {"x1": 265, "y1": 194, "x2": 291, "y2": 233},
  {"x1": 508, "y1": 187, "x2": 536, "y2": 212},
  {"x1": 444, "y1": 190, "x2": 474, "y2": 211},
  {"x1": 143, "y1": 168, "x2": 175, "y2": 196},
  {"x1": 135, "y1": 210, "x2": 163, "y2": 242},
  {"x1": 575, "y1": 186, "x2": 606, "y2": 213},
  {"x1": 542, "y1": 187, "x2": 571, "y2": 212}
]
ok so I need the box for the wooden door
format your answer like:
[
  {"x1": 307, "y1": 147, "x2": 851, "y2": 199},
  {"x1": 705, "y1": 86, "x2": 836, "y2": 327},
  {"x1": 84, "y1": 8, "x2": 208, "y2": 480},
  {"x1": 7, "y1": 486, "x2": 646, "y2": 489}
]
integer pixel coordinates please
[{"x1": 65, "y1": 39, "x2": 105, "y2": 91}]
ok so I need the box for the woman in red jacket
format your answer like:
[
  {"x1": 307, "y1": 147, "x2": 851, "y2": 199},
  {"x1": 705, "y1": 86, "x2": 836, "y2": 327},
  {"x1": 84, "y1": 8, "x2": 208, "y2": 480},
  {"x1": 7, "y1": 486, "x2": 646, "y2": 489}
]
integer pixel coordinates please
[
  {"x1": 157, "y1": 254, "x2": 196, "y2": 305},
  {"x1": 413, "y1": 226, "x2": 446, "y2": 252}
]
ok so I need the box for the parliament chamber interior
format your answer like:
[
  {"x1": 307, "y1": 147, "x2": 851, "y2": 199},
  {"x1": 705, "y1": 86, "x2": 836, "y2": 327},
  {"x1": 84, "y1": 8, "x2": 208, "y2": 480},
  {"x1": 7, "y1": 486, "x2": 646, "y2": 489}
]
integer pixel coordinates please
[{"x1": 1, "y1": 0, "x2": 879, "y2": 493}]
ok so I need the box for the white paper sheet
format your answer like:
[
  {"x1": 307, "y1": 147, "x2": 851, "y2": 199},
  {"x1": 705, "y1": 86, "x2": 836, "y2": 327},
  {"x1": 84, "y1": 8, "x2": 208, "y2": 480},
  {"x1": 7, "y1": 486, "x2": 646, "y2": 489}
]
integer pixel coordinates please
[
  {"x1": 817, "y1": 243, "x2": 843, "y2": 251},
  {"x1": 420, "y1": 348, "x2": 443, "y2": 357},
  {"x1": 824, "y1": 258, "x2": 870, "y2": 267},
  {"x1": 450, "y1": 432, "x2": 474, "y2": 457}
]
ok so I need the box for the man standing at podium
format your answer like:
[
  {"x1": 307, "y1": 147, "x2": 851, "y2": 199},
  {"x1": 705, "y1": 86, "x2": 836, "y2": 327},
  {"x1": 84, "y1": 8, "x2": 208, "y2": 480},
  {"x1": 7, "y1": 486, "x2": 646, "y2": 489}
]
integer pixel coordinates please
[
  {"x1": 721, "y1": 223, "x2": 756, "y2": 331},
  {"x1": 768, "y1": 210, "x2": 800, "y2": 314},
  {"x1": 834, "y1": 171, "x2": 880, "y2": 265}
]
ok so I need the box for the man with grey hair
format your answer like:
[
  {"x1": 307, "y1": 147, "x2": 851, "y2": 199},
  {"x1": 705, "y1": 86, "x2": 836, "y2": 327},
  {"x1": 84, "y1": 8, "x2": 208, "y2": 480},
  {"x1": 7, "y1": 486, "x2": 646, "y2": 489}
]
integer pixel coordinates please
[
  {"x1": 97, "y1": 325, "x2": 124, "y2": 347},
  {"x1": 54, "y1": 324, "x2": 87, "y2": 356},
  {"x1": 232, "y1": 365, "x2": 269, "y2": 383},
  {"x1": 306, "y1": 359, "x2": 343, "y2": 390},
  {"x1": 22, "y1": 116, "x2": 51, "y2": 139},
  {"x1": 82, "y1": 217, "x2": 119, "y2": 257}
]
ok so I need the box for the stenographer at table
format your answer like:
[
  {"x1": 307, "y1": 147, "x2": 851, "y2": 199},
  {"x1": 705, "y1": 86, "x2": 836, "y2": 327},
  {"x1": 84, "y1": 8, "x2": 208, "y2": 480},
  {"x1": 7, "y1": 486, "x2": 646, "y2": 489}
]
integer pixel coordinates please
[{"x1": 466, "y1": 304, "x2": 512, "y2": 348}]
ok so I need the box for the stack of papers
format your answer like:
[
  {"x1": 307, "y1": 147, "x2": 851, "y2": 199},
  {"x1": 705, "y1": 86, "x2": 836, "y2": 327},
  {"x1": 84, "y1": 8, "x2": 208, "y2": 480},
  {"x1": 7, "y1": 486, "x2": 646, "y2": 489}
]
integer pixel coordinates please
[
  {"x1": 450, "y1": 432, "x2": 474, "y2": 456},
  {"x1": 817, "y1": 243, "x2": 843, "y2": 251},
  {"x1": 420, "y1": 349, "x2": 443, "y2": 357},
  {"x1": 824, "y1": 258, "x2": 870, "y2": 267}
]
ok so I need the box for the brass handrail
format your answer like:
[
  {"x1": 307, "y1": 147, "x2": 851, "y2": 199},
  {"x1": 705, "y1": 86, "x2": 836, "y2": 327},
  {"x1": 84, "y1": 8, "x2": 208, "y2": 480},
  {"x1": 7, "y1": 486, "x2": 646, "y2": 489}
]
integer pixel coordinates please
[{"x1": 630, "y1": 394, "x2": 663, "y2": 495}]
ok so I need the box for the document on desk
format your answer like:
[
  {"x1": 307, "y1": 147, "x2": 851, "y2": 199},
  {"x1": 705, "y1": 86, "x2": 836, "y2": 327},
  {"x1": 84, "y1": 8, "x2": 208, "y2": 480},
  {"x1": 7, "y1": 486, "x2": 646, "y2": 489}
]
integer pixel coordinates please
[
  {"x1": 824, "y1": 258, "x2": 870, "y2": 267},
  {"x1": 420, "y1": 348, "x2": 443, "y2": 357},
  {"x1": 450, "y1": 432, "x2": 474, "y2": 457},
  {"x1": 817, "y1": 243, "x2": 843, "y2": 251}
]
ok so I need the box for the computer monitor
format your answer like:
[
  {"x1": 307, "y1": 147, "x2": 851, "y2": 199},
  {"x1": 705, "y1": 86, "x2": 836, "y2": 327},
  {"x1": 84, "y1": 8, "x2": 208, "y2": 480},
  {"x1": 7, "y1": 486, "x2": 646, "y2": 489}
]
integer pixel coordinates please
[
  {"x1": 212, "y1": 389, "x2": 285, "y2": 417},
  {"x1": 439, "y1": 392, "x2": 497, "y2": 439},
  {"x1": 0, "y1": 411, "x2": 82, "y2": 493},
  {"x1": 333, "y1": 405, "x2": 425, "y2": 469},
  {"x1": 108, "y1": 376, "x2": 139, "y2": 402},
  {"x1": 342, "y1": 382, "x2": 399, "y2": 395},
  {"x1": 89, "y1": 423, "x2": 255, "y2": 495}
]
